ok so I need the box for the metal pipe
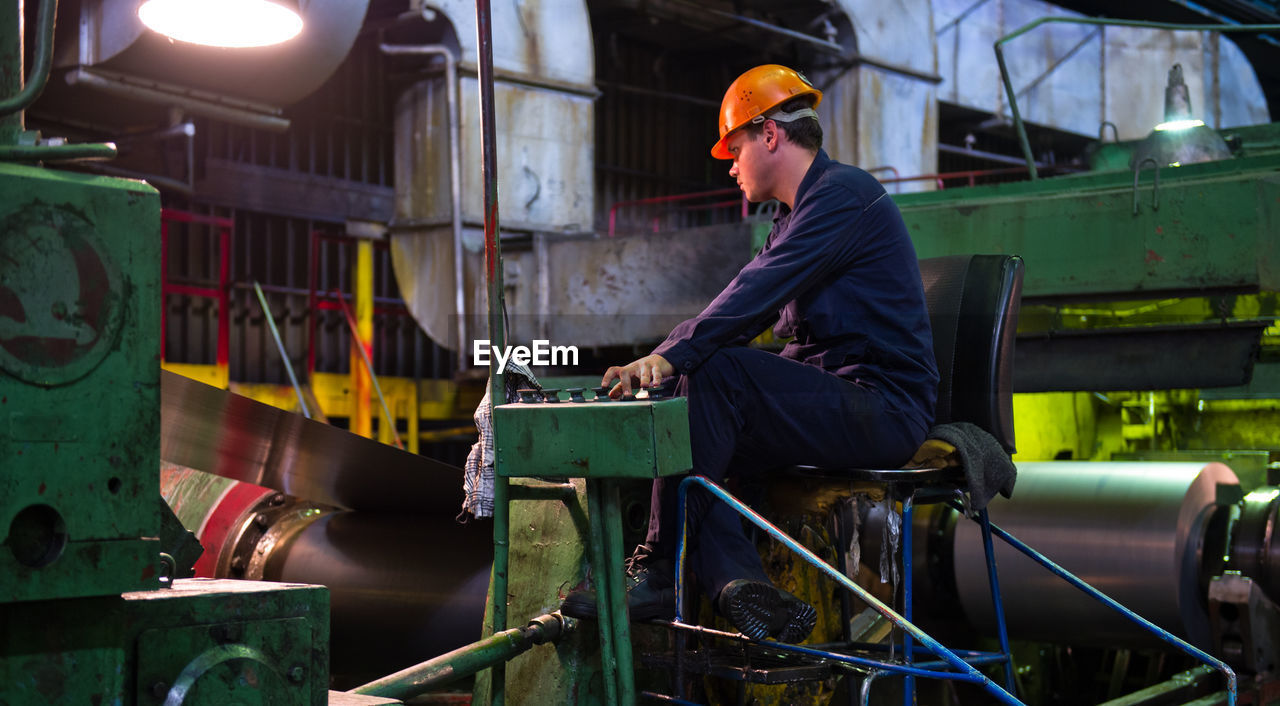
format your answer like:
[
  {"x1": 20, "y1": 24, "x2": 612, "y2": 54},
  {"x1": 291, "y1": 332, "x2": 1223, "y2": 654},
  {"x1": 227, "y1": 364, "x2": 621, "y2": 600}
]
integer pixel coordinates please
[
  {"x1": 348, "y1": 613, "x2": 565, "y2": 699},
  {"x1": 66, "y1": 68, "x2": 291, "y2": 132},
  {"x1": 334, "y1": 289, "x2": 403, "y2": 449},
  {"x1": 936, "y1": 0, "x2": 994, "y2": 36},
  {"x1": 1013, "y1": 28, "x2": 1102, "y2": 100},
  {"x1": 252, "y1": 282, "x2": 311, "y2": 419},
  {"x1": 595, "y1": 80, "x2": 718, "y2": 108},
  {"x1": 457, "y1": 61, "x2": 601, "y2": 98},
  {"x1": 217, "y1": 225, "x2": 230, "y2": 376},
  {"x1": 78, "y1": 161, "x2": 192, "y2": 194},
  {"x1": 0, "y1": 0, "x2": 56, "y2": 131},
  {"x1": 994, "y1": 19, "x2": 1280, "y2": 179},
  {"x1": 936, "y1": 143, "x2": 1057, "y2": 168},
  {"x1": 474, "y1": 0, "x2": 510, "y2": 702},
  {"x1": 0, "y1": 142, "x2": 117, "y2": 161},
  {"x1": 379, "y1": 42, "x2": 467, "y2": 373},
  {"x1": 903, "y1": 495, "x2": 915, "y2": 705},
  {"x1": 662, "y1": 618, "x2": 1012, "y2": 682},
  {"x1": 978, "y1": 508, "x2": 1016, "y2": 693},
  {"x1": 669, "y1": 0, "x2": 844, "y2": 54}
]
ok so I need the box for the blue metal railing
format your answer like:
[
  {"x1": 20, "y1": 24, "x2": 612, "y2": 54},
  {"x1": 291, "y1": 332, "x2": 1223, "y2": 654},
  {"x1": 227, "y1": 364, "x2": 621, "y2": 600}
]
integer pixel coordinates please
[{"x1": 672, "y1": 474, "x2": 1237, "y2": 704}]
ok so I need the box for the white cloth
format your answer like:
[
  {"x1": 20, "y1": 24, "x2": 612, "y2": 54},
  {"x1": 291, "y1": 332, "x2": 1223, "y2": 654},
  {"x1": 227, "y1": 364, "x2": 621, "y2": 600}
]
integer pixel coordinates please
[{"x1": 460, "y1": 361, "x2": 540, "y2": 519}]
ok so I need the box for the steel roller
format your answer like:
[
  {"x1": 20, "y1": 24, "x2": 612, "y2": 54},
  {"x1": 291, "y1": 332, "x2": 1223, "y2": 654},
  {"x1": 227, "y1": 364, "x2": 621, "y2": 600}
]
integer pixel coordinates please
[{"x1": 951, "y1": 461, "x2": 1238, "y2": 649}]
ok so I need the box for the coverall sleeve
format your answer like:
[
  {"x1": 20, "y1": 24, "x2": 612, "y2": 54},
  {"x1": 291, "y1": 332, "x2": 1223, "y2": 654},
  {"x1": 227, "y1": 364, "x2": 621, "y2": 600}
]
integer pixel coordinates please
[{"x1": 652, "y1": 182, "x2": 866, "y2": 374}]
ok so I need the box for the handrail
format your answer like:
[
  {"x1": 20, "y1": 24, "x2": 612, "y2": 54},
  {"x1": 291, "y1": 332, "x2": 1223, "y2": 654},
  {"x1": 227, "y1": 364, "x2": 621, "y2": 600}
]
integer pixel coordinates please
[
  {"x1": 608, "y1": 187, "x2": 747, "y2": 237},
  {"x1": 0, "y1": 0, "x2": 56, "y2": 119},
  {"x1": 995, "y1": 18, "x2": 1280, "y2": 179}
]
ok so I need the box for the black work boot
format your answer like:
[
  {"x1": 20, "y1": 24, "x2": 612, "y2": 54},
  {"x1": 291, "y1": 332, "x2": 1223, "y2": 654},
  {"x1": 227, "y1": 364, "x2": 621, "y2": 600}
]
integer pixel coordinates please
[
  {"x1": 717, "y1": 579, "x2": 817, "y2": 643},
  {"x1": 561, "y1": 546, "x2": 675, "y2": 622}
]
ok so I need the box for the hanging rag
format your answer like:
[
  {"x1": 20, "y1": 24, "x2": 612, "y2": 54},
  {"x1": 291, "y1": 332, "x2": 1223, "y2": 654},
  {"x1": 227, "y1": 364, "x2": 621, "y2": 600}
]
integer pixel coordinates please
[
  {"x1": 926, "y1": 421, "x2": 1017, "y2": 512},
  {"x1": 459, "y1": 361, "x2": 540, "y2": 520}
]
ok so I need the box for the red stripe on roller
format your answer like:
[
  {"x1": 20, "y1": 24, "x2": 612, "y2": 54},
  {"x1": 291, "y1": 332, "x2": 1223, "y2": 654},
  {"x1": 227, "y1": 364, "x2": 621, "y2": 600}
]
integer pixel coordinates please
[{"x1": 192, "y1": 481, "x2": 274, "y2": 577}]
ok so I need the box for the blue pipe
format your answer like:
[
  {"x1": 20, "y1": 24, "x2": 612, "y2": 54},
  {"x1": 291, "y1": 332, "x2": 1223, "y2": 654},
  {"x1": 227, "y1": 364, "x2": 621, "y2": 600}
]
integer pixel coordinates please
[
  {"x1": 978, "y1": 508, "x2": 1016, "y2": 693},
  {"x1": 902, "y1": 495, "x2": 915, "y2": 705}
]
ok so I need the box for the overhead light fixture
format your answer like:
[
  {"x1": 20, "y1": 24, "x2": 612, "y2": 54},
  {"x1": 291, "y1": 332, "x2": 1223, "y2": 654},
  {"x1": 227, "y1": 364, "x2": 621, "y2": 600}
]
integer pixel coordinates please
[
  {"x1": 138, "y1": 0, "x2": 303, "y2": 48},
  {"x1": 1132, "y1": 64, "x2": 1230, "y2": 169}
]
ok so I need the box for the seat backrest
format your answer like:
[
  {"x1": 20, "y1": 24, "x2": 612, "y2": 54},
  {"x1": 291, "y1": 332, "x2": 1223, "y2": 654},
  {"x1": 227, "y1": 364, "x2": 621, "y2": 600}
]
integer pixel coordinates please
[{"x1": 918, "y1": 254, "x2": 1023, "y2": 454}]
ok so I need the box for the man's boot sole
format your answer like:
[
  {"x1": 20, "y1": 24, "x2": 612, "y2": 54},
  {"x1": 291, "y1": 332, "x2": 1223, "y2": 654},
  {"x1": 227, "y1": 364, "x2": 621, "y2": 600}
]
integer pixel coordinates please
[{"x1": 720, "y1": 579, "x2": 817, "y2": 643}]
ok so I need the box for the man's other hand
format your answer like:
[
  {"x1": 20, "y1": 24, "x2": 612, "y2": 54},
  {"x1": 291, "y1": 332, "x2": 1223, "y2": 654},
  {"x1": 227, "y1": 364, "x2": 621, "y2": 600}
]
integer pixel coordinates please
[{"x1": 602, "y1": 354, "x2": 675, "y2": 398}]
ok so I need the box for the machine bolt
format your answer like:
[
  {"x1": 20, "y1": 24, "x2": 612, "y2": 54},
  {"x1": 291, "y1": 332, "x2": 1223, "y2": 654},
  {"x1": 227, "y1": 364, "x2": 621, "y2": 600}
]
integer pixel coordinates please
[
  {"x1": 254, "y1": 513, "x2": 270, "y2": 529},
  {"x1": 288, "y1": 665, "x2": 306, "y2": 684},
  {"x1": 230, "y1": 556, "x2": 246, "y2": 574},
  {"x1": 269, "y1": 493, "x2": 286, "y2": 506}
]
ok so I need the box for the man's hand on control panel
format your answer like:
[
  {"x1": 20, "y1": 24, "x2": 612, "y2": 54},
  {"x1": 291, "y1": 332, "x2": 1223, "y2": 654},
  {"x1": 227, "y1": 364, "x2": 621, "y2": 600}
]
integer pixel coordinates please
[{"x1": 602, "y1": 354, "x2": 674, "y2": 398}]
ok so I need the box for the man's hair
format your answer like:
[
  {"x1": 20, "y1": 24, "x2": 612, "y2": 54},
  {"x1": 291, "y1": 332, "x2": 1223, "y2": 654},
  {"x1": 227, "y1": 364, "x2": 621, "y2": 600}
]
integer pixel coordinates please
[{"x1": 740, "y1": 96, "x2": 823, "y2": 152}]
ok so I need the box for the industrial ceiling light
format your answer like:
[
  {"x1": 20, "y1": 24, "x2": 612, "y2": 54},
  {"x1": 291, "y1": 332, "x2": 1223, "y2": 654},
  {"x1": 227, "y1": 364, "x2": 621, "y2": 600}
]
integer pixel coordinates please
[
  {"x1": 1132, "y1": 64, "x2": 1230, "y2": 168},
  {"x1": 138, "y1": 0, "x2": 303, "y2": 48}
]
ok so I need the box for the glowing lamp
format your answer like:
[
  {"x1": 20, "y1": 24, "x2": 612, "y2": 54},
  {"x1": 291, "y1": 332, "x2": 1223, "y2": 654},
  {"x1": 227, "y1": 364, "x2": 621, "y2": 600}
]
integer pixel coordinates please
[
  {"x1": 1132, "y1": 64, "x2": 1230, "y2": 169},
  {"x1": 138, "y1": 0, "x2": 303, "y2": 48}
]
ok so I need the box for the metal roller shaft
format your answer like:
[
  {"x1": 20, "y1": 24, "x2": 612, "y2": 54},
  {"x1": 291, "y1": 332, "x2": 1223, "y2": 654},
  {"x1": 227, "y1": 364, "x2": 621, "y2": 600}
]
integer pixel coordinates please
[{"x1": 951, "y1": 462, "x2": 1238, "y2": 649}]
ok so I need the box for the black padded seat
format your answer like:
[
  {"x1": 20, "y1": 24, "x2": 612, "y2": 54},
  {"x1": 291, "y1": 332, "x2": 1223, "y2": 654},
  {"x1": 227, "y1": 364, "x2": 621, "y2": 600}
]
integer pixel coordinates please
[{"x1": 793, "y1": 254, "x2": 1024, "y2": 486}]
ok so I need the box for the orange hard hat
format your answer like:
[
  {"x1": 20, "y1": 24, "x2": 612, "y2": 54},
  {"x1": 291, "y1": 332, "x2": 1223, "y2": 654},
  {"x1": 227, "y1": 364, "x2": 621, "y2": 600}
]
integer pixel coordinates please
[{"x1": 711, "y1": 64, "x2": 823, "y2": 160}]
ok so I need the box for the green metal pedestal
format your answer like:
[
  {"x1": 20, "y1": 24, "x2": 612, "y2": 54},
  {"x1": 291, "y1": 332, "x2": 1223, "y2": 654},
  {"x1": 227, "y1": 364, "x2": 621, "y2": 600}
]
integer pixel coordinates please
[{"x1": 492, "y1": 396, "x2": 693, "y2": 705}]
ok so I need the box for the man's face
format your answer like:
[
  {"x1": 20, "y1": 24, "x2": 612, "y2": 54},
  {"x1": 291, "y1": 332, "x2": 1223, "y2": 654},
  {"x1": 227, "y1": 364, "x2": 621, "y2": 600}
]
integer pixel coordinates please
[{"x1": 726, "y1": 127, "x2": 773, "y2": 203}]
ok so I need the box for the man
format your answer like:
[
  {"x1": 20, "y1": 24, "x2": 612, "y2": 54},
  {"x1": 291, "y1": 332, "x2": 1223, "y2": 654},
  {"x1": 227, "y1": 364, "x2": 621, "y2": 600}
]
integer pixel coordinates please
[{"x1": 562, "y1": 64, "x2": 938, "y2": 644}]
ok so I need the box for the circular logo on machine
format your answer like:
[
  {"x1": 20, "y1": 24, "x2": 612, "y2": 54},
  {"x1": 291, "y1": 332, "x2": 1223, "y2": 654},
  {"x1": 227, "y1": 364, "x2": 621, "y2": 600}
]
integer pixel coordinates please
[{"x1": 0, "y1": 203, "x2": 125, "y2": 386}]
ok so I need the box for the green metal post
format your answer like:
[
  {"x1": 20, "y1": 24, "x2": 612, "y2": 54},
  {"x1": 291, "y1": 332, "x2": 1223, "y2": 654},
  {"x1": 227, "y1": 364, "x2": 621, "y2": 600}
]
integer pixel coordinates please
[
  {"x1": 603, "y1": 481, "x2": 637, "y2": 704},
  {"x1": 586, "y1": 481, "x2": 621, "y2": 706},
  {"x1": 994, "y1": 18, "x2": 1280, "y2": 180},
  {"x1": 0, "y1": 0, "x2": 57, "y2": 146},
  {"x1": 1, "y1": 0, "x2": 23, "y2": 145},
  {"x1": 474, "y1": 0, "x2": 510, "y2": 704}
]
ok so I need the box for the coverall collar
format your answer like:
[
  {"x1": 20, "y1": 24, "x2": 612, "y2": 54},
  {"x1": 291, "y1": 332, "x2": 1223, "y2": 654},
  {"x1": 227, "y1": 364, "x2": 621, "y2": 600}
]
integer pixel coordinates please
[{"x1": 779, "y1": 148, "x2": 831, "y2": 217}]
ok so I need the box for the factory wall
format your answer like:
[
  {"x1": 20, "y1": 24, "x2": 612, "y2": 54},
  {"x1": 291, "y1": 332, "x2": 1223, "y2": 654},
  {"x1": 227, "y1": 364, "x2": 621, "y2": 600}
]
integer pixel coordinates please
[{"x1": 934, "y1": 0, "x2": 1271, "y2": 140}]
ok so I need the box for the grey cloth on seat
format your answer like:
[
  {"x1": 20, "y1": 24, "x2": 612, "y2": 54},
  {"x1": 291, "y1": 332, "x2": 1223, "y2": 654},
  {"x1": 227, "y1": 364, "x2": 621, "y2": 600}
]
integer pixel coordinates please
[{"x1": 928, "y1": 421, "x2": 1016, "y2": 511}]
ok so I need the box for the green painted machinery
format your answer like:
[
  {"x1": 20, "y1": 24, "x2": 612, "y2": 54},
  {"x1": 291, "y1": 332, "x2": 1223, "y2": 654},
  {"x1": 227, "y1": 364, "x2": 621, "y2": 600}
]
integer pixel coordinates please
[
  {"x1": 0, "y1": 161, "x2": 334, "y2": 705},
  {"x1": 0, "y1": 3, "x2": 333, "y2": 702},
  {"x1": 895, "y1": 124, "x2": 1280, "y2": 394}
]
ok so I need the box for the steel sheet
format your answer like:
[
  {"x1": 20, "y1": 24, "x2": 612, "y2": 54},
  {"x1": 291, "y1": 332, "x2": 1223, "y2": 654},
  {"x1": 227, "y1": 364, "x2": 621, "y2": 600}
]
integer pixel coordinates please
[{"x1": 160, "y1": 370, "x2": 463, "y2": 514}]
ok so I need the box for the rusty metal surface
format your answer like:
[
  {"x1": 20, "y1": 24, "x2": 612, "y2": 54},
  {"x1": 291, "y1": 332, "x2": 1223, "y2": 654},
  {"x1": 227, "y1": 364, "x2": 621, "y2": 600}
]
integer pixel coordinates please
[
  {"x1": 160, "y1": 370, "x2": 462, "y2": 513},
  {"x1": 394, "y1": 222, "x2": 754, "y2": 352}
]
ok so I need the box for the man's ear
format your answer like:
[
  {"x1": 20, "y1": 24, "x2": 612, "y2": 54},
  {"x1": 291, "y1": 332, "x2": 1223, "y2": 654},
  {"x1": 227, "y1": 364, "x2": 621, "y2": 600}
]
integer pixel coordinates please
[{"x1": 762, "y1": 119, "x2": 780, "y2": 152}]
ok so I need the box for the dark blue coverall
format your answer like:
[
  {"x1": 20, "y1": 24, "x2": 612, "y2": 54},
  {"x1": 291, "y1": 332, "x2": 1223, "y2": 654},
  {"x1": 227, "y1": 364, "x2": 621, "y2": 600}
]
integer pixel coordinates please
[{"x1": 648, "y1": 149, "x2": 940, "y2": 600}]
